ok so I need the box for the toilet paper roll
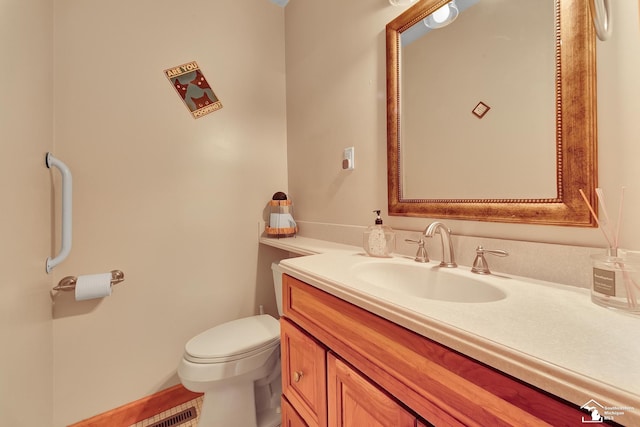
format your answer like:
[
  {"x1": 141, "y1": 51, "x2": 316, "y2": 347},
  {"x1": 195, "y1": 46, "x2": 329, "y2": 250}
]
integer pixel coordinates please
[
  {"x1": 75, "y1": 273, "x2": 113, "y2": 301},
  {"x1": 270, "y1": 213, "x2": 296, "y2": 228}
]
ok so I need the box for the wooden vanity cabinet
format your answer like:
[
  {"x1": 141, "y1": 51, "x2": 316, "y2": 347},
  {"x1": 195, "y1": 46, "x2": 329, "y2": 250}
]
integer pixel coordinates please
[
  {"x1": 281, "y1": 274, "x2": 586, "y2": 427},
  {"x1": 281, "y1": 318, "x2": 419, "y2": 427},
  {"x1": 281, "y1": 317, "x2": 327, "y2": 427}
]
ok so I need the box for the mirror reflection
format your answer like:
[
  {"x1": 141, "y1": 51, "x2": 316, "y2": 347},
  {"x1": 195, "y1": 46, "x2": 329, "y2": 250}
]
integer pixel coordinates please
[
  {"x1": 402, "y1": 0, "x2": 556, "y2": 200},
  {"x1": 386, "y1": 0, "x2": 597, "y2": 226}
]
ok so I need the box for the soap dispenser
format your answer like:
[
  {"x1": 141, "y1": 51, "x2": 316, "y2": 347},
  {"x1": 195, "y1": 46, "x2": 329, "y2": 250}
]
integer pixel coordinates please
[{"x1": 363, "y1": 210, "x2": 396, "y2": 258}]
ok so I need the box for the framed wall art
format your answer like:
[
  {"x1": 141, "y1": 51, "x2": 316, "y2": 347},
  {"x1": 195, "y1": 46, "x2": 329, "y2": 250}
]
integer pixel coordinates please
[{"x1": 165, "y1": 61, "x2": 222, "y2": 119}]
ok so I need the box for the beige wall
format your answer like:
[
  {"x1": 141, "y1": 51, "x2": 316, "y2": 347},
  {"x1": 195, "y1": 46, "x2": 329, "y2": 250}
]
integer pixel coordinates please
[
  {"x1": 286, "y1": 0, "x2": 640, "y2": 250},
  {"x1": 52, "y1": 0, "x2": 287, "y2": 425},
  {"x1": 3, "y1": 1, "x2": 640, "y2": 426},
  {"x1": 0, "y1": 0, "x2": 54, "y2": 426}
]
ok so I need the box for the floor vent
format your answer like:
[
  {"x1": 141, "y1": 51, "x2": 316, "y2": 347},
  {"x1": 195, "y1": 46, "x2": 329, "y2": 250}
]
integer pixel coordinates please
[{"x1": 148, "y1": 406, "x2": 197, "y2": 427}]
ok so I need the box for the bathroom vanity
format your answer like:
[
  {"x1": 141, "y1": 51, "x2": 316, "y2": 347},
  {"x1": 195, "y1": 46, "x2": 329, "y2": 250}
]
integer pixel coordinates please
[
  {"x1": 280, "y1": 274, "x2": 582, "y2": 426},
  {"x1": 263, "y1": 237, "x2": 640, "y2": 426}
]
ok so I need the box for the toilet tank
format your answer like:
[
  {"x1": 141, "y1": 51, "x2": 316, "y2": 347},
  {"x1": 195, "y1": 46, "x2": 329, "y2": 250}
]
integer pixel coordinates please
[{"x1": 271, "y1": 262, "x2": 284, "y2": 316}]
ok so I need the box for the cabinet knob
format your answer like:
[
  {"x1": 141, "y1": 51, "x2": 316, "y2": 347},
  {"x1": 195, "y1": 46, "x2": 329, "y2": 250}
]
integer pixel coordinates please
[{"x1": 293, "y1": 370, "x2": 304, "y2": 382}]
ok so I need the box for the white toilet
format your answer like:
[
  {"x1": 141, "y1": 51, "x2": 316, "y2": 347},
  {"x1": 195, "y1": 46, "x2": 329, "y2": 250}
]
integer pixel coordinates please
[{"x1": 178, "y1": 263, "x2": 285, "y2": 427}]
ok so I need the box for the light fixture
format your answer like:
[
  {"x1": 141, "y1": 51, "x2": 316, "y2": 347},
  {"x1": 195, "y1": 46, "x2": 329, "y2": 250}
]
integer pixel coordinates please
[
  {"x1": 423, "y1": 0, "x2": 459, "y2": 29},
  {"x1": 389, "y1": 0, "x2": 418, "y2": 6}
]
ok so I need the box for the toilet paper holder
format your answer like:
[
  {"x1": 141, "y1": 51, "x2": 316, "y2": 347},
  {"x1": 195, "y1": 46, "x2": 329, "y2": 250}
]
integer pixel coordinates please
[{"x1": 53, "y1": 270, "x2": 125, "y2": 292}]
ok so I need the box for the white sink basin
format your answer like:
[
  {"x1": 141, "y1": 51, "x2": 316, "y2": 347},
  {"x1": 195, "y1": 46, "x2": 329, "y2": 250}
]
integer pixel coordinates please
[{"x1": 350, "y1": 261, "x2": 506, "y2": 303}]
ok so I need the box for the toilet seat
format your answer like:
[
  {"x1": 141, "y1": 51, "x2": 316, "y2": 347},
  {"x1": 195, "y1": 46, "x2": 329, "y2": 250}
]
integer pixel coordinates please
[{"x1": 184, "y1": 314, "x2": 280, "y2": 364}]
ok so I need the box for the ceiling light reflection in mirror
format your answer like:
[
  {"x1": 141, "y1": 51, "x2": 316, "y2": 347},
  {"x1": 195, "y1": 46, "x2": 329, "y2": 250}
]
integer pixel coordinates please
[
  {"x1": 402, "y1": 0, "x2": 478, "y2": 45},
  {"x1": 424, "y1": 0, "x2": 459, "y2": 29}
]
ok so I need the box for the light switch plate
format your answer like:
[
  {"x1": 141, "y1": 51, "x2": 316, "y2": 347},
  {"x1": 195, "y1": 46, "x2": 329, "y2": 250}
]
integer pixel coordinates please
[{"x1": 343, "y1": 146, "x2": 355, "y2": 170}]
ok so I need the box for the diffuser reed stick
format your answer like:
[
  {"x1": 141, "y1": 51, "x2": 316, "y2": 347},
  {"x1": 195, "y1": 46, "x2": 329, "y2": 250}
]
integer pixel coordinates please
[
  {"x1": 614, "y1": 186, "x2": 626, "y2": 249},
  {"x1": 595, "y1": 188, "x2": 616, "y2": 252},
  {"x1": 580, "y1": 187, "x2": 639, "y2": 309},
  {"x1": 578, "y1": 189, "x2": 614, "y2": 250}
]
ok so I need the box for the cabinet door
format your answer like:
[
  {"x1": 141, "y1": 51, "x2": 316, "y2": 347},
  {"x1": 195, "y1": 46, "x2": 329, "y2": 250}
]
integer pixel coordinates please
[
  {"x1": 282, "y1": 395, "x2": 309, "y2": 427},
  {"x1": 327, "y1": 353, "x2": 416, "y2": 427},
  {"x1": 281, "y1": 318, "x2": 327, "y2": 427}
]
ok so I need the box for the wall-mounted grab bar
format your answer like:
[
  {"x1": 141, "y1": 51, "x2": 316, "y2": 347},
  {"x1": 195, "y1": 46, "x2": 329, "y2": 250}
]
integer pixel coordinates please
[{"x1": 46, "y1": 152, "x2": 72, "y2": 273}]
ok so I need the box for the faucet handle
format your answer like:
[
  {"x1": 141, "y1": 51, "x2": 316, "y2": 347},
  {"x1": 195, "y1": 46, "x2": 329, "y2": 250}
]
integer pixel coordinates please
[
  {"x1": 405, "y1": 239, "x2": 429, "y2": 263},
  {"x1": 471, "y1": 245, "x2": 509, "y2": 275}
]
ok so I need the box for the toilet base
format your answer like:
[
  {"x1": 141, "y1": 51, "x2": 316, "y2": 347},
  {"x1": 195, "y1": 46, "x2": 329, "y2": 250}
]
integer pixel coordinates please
[
  {"x1": 195, "y1": 377, "x2": 282, "y2": 427},
  {"x1": 194, "y1": 351, "x2": 282, "y2": 427},
  {"x1": 255, "y1": 367, "x2": 282, "y2": 427},
  {"x1": 197, "y1": 381, "x2": 257, "y2": 427},
  {"x1": 256, "y1": 405, "x2": 282, "y2": 427}
]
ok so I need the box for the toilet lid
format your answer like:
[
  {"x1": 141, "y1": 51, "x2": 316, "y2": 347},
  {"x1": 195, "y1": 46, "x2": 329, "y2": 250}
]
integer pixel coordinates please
[{"x1": 185, "y1": 314, "x2": 280, "y2": 362}]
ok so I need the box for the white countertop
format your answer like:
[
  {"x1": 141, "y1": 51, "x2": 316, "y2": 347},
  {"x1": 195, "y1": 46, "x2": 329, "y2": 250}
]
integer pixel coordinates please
[{"x1": 261, "y1": 236, "x2": 640, "y2": 425}]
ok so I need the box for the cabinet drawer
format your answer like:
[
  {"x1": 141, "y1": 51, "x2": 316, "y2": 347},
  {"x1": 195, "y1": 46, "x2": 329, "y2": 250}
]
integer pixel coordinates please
[{"x1": 281, "y1": 318, "x2": 327, "y2": 427}]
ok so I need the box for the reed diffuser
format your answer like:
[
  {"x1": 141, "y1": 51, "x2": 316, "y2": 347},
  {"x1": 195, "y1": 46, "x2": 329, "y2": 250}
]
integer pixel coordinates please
[{"x1": 580, "y1": 187, "x2": 640, "y2": 314}]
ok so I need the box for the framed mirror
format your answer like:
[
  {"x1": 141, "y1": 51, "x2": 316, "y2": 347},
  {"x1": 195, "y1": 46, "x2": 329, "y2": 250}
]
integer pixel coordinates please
[{"x1": 386, "y1": 0, "x2": 598, "y2": 226}]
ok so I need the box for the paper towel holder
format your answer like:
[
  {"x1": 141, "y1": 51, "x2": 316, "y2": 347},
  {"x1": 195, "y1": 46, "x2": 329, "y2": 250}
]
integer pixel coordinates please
[{"x1": 53, "y1": 270, "x2": 125, "y2": 292}]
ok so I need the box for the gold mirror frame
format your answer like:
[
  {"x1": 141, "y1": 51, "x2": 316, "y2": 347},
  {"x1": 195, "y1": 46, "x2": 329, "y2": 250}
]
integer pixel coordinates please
[{"x1": 386, "y1": 0, "x2": 598, "y2": 226}]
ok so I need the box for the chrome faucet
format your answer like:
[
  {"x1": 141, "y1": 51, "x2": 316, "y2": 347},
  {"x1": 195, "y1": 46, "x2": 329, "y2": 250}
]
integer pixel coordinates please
[
  {"x1": 405, "y1": 238, "x2": 429, "y2": 263},
  {"x1": 471, "y1": 246, "x2": 509, "y2": 275},
  {"x1": 424, "y1": 222, "x2": 457, "y2": 268}
]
